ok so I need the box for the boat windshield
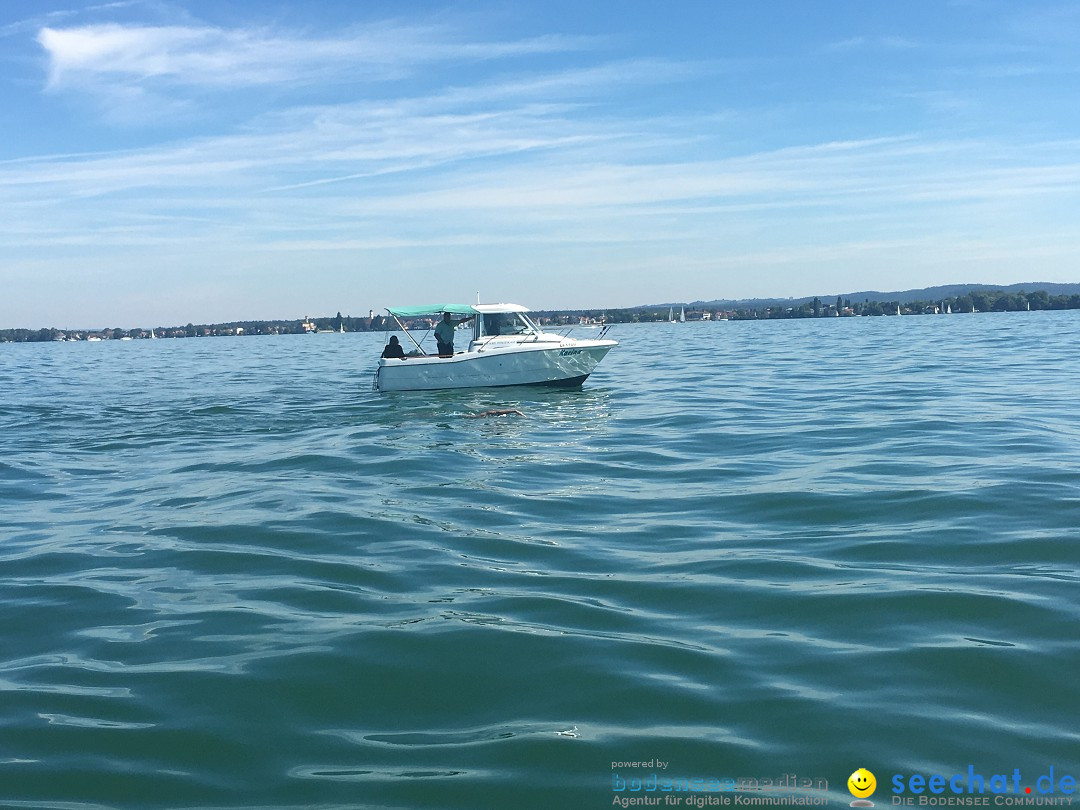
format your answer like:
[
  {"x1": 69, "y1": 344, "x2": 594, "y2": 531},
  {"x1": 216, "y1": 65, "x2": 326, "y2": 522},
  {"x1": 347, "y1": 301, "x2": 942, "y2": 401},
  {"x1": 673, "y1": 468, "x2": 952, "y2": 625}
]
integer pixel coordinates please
[{"x1": 478, "y1": 311, "x2": 539, "y2": 338}]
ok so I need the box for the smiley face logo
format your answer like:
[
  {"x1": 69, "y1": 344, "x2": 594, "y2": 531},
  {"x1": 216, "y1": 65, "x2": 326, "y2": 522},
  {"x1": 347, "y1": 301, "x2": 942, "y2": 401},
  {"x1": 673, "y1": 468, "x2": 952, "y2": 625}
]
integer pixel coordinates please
[{"x1": 848, "y1": 768, "x2": 877, "y2": 799}]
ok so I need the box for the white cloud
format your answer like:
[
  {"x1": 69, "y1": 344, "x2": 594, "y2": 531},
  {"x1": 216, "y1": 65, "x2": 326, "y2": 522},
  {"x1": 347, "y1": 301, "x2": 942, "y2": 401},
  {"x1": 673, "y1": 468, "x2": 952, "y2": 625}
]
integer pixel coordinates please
[
  {"x1": 824, "y1": 36, "x2": 919, "y2": 52},
  {"x1": 36, "y1": 22, "x2": 598, "y2": 91},
  {"x1": 5, "y1": 115, "x2": 1079, "y2": 258}
]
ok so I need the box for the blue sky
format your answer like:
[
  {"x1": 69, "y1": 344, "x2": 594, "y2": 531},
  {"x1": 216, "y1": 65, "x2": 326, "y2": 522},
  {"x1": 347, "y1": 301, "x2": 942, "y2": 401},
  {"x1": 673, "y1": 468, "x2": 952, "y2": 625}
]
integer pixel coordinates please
[{"x1": 3, "y1": 0, "x2": 1079, "y2": 328}]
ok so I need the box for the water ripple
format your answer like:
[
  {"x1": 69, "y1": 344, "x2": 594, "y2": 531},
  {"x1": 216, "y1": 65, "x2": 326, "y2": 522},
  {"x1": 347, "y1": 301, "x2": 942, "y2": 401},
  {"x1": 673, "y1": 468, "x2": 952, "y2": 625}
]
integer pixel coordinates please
[{"x1": 2, "y1": 313, "x2": 1079, "y2": 807}]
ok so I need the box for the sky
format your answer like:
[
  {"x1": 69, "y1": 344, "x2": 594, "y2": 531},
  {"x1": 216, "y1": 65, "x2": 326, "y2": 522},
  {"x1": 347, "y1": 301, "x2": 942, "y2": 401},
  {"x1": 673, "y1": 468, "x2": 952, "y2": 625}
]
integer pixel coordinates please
[{"x1": 2, "y1": 0, "x2": 1080, "y2": 328}]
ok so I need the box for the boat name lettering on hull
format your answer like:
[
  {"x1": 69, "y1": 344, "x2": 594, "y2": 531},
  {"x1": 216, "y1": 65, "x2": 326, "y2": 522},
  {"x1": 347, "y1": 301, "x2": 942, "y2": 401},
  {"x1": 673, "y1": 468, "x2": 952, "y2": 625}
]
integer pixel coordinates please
[{"x1": 559, "y1": 349, "x2": 583, "y2": 356}]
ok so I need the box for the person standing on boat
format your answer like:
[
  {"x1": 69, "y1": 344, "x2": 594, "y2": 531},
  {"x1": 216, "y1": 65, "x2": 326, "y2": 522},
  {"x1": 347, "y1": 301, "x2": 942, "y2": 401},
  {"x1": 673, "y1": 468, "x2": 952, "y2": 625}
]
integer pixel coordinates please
[{"x1": 435, "y1": 312, "x2": 472, "y2": 356}]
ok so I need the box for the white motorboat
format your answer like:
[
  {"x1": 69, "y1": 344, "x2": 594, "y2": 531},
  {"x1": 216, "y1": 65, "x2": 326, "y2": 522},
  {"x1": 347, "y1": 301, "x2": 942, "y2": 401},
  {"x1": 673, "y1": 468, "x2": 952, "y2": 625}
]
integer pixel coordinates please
[{"x1": 373, "y1": 303, "x2": 617, "y2": 392}]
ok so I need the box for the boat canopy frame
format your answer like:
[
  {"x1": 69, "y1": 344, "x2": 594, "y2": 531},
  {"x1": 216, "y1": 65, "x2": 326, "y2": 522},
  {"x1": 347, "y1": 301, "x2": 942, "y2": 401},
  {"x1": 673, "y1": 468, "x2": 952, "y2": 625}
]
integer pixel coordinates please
[
  {"x1": 385, "y1": 305, "x2": 480, "y2": 354},
  {"x1": 386, "y1": 303, "x2": 530, "y2": 318},
  {"x1": 384, "y1": 304, "x2": 537, "y2": 355},
  {"x1": 386, "y1": 304, "x2": 478, "y2": 318}
]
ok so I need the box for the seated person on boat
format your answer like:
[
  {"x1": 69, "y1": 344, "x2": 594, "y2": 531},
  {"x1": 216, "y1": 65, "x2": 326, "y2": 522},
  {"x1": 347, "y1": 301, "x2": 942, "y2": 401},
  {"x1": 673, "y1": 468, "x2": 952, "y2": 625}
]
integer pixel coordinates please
[{"x1": 381, "y1": 335, "x2": 405, "y2": 359}]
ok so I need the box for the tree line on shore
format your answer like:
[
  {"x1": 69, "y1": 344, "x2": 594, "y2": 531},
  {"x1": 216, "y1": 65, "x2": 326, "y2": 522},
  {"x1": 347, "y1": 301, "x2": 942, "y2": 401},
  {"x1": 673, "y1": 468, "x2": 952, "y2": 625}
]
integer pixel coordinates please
[
  {"x1": 2, "y1": 312, "x2": 371, "y2": 343},
  {"x1": 4, "y1": 289, "x2": 1080, "y2": 343},
  {"x1": 550, "y1": 288, "x2": 1080, "y2": 323}
]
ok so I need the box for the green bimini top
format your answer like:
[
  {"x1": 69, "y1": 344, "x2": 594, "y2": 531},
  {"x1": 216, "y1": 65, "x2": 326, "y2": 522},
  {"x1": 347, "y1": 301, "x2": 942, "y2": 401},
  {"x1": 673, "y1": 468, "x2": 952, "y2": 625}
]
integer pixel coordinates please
[{"x1": 386, "y1": 305, "x2": 478, "y2": 318}]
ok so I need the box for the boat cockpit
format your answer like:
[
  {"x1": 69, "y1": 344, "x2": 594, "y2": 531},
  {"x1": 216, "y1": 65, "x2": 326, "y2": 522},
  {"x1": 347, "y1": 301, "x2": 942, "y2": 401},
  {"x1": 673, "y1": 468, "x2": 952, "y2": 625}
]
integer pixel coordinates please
[{"x1": 475, "y1": 310, "x2": 541, "y2": 339}]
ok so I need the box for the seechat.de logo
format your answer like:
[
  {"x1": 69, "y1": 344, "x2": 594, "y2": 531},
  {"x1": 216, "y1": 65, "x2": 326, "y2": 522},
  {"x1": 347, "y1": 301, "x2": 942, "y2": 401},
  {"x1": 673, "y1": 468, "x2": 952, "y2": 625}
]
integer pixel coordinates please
[{"x1": 849, "y1": 768, "x2": 878, "y2": 807}]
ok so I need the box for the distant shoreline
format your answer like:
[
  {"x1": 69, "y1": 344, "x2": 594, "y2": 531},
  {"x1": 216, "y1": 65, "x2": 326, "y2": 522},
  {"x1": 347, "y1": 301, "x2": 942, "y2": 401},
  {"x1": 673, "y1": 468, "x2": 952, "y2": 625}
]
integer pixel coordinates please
[{"x1": 4, "y1": 285, "x2": 1079, "y2": 343}]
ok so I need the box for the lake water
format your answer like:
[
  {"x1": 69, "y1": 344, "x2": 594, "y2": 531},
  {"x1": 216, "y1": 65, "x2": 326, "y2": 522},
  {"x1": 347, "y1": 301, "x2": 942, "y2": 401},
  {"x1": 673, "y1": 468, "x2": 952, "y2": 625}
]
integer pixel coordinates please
[{"x1": 2, "y1": 312, "x2": 1078, "y2": 809}]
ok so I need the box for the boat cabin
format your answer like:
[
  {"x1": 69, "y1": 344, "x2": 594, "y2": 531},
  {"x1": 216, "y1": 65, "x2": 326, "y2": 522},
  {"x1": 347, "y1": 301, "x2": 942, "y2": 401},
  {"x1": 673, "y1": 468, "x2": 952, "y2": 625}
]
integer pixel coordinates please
[{"x1": 471, "y1": 304, "x2": 541, "y2": 343}]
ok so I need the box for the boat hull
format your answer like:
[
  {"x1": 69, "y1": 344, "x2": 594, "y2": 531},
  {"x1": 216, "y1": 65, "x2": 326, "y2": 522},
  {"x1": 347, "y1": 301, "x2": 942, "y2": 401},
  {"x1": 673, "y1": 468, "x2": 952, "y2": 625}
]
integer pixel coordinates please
[{"x1": 375, "y1": 341, "x2": 615, "y2": 392}]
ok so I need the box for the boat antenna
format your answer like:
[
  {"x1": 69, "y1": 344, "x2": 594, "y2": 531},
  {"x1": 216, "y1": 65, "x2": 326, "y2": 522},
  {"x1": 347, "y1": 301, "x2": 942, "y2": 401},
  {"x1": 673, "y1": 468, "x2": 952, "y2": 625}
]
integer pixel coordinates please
[{"x1": 476, "y1": 291, "x2": 480, "y2": 305}]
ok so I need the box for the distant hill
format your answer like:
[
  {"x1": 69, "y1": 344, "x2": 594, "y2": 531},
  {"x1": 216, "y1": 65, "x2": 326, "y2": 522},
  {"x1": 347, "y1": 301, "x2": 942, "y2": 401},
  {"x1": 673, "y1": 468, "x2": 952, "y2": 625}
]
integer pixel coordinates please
[{"x1": 655, "y1": 282, "x2": 1080, "y2": 310}]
